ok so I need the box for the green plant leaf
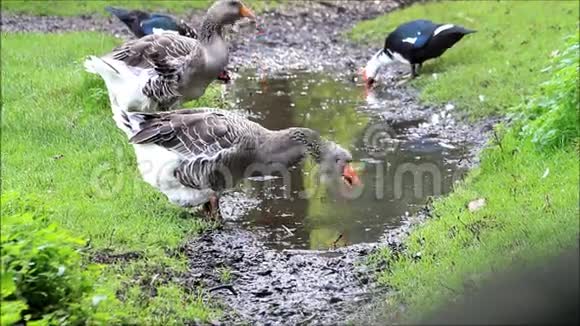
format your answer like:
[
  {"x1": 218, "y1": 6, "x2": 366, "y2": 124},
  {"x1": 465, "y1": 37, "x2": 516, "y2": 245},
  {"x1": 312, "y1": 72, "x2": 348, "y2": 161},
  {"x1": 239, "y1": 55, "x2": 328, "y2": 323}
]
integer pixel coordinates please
[{"x1": 1, "y1": 272, "x2": 16, "y2": 299}]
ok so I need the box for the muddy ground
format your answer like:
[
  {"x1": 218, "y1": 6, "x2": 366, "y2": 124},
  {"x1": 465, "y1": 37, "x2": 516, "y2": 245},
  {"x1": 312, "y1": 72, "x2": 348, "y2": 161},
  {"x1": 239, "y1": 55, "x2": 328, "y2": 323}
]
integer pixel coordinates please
[{"x1": 2, "y1": 1, "x2": 496, "y2": 325}]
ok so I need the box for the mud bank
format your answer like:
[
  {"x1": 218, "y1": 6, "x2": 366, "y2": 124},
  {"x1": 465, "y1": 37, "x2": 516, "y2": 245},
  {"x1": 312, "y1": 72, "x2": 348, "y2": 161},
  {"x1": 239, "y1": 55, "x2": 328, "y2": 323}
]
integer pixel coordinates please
[{"x1": 182, "y1": 227, "x2": 381, "y2": 325}]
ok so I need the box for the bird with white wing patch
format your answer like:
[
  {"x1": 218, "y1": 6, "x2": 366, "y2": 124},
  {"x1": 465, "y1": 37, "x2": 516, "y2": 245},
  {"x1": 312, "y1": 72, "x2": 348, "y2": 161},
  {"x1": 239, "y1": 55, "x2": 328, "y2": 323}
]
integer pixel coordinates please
[{"x1": 361, "y1": 19, "x2": 476, "y2": 89}]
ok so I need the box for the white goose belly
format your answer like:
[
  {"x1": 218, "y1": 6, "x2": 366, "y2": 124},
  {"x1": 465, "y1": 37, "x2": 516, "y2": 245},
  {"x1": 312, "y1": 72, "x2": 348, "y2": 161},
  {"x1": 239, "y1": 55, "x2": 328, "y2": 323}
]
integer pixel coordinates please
[{"x1": 132, "y1": 143, "x2": 214, "y2": 207}]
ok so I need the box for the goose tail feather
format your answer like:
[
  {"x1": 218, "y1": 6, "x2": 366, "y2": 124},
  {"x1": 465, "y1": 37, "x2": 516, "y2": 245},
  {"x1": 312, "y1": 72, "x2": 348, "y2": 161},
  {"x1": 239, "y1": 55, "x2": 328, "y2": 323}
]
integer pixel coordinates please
[
  {"x1": 83, "y1": 55, "x2": 122, "y2": 76},
  {"x1": 112, "y1": 108, "x2": 146, "y2": 138}
]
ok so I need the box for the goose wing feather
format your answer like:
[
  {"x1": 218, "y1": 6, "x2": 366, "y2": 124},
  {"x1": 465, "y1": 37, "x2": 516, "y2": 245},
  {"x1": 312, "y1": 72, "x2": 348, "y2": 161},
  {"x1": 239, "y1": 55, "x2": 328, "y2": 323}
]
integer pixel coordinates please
[
  {"x1": 129, "y1": 109, "x2": 248, "y2": 162},
  {"x1": 110, "y1": 33, "x2": 199, "y2": 68},
  {"x1": 110, "y1": 34, "x2": 203, "y2": 104}
]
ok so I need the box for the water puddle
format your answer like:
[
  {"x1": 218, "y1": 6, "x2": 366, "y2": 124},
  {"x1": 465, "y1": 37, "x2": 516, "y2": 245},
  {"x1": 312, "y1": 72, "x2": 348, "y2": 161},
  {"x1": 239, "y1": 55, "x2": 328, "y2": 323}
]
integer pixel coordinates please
[{"x1": 223, "y1": 70, "x2": 467, "y2": 250}]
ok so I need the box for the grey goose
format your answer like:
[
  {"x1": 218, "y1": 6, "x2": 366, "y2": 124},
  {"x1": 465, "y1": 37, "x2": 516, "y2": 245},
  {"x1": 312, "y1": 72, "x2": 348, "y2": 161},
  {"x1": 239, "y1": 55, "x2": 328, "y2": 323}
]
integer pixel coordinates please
[
  {"x1": 84, "y1": 0, "x2": 255, "y2": 112},
  {"x1": 115, "y1": 108, "x2": 362, "y2": 220},
  {"x1": 104, "y1": 6, "x2": 232, "y2": 83}
]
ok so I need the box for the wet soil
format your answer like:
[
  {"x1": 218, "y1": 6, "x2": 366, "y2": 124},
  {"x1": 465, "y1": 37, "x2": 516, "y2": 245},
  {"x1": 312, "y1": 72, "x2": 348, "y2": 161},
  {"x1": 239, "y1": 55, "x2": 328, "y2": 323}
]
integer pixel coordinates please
[
  {"x1": 181, "y1": 227, "x2": 382, "y2": 325},
  {"x1": 2, "y1": 1, "x2": 496, "y2": 325},
  {"x1": 91, "y1": 249, "x2": 142, "y2": 264}
]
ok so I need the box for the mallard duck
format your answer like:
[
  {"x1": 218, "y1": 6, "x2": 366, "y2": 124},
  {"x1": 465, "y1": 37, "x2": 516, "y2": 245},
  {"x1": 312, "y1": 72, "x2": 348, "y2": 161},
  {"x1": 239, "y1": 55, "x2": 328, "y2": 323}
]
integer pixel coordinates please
[
  {"x1": 115, "y1": 108, "x2": 362, "y2": 220},
  {"x1": 85, "y1": 0, "x2": 255, "y2": 112},
  {"x1": 362, "y1": 19, "x2": 475, "y2": 88},
  {"x1": 105, "y1": 6, "x2": 197, "y2": 38}
]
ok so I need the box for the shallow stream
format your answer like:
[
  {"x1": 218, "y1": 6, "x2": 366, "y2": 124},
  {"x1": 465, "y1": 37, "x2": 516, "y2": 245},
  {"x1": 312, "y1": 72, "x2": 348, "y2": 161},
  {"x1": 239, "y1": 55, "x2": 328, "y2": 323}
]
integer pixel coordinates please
[{"x1": 221, "y1": 70, "x2": 467, "y2": 250}]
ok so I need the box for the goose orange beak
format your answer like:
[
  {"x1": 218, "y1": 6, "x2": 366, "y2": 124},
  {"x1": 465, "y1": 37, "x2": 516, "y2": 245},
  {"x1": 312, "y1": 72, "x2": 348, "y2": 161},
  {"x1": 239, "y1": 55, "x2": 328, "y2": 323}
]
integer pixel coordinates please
[
  {"x1": 342, "y1": 164, "x2": 362, "y2": 188},
  {"x1": 239, "y1": 5, "x2": 256, "y2": 19}
]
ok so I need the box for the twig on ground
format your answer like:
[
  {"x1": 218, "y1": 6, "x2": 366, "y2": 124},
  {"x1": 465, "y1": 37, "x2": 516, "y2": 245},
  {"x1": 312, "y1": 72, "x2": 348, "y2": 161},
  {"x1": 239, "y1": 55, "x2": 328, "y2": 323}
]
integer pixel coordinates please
[
  {"x1": 281, "y1": 224, "x2": 294, "y2": 236},
  {"x1": 297, "y1": 313, "x2": 317, "y2": 325},
  {"x1": 150, "y1": 273, "x2": 160, "y2": 287},
  {"x1": 331, "y1": 232, "x2": 344, "y2": 249},
  {"x1": 322, "y1": 265, "x2": 340, "y2": 274},
  {"x1": 208, "y1": 284, "x2": 238, "y2": 296}
]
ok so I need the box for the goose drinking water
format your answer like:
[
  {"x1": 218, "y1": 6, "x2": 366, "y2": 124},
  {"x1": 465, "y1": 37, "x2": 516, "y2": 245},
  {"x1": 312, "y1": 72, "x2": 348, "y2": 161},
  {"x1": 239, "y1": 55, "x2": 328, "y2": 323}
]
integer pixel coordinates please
[
  {"x1": 115, "y1": 108, "x2": 362, "y2": 220},
  {"x1": 362, "y1": 19, "x2": 475, "y2": 89},
  {"x1": 85, "y1": 0, "x2": 255, "y2": 112}
]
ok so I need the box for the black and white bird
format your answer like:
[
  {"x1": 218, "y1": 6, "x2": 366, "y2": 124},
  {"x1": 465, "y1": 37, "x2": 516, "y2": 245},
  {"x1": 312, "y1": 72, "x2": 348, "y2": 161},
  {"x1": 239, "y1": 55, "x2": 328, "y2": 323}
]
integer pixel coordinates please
[
  {"x1": 362, "y1": 19, "x2": 475, "y2": 88},
  {"x1": 115, "y1": 108, "x2": 362, "y2": 220},
  {"x1": 105, "y1": 6, "x2": 197, "y2": 38}
]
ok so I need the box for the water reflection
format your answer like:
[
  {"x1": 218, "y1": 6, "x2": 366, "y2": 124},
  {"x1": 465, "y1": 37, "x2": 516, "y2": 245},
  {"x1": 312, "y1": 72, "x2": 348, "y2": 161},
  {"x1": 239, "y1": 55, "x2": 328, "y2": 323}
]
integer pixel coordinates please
[{"x1": 226, "y1": 70, "x2": 466, "y2": 250}]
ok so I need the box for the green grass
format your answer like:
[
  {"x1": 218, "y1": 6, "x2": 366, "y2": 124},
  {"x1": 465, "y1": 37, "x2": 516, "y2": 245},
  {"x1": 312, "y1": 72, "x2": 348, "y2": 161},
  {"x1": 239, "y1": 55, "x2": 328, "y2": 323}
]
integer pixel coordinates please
[
  {"x1": 1, "y1": 0, "x2": 283, "y2": 16},
  {"x1": 348, "y1": 0, "x2": 579, "y2": 118},
  {"x1": 1, "y1": 32, "x2": 223, "y2": 322},
  {"x1": 372, "y1": 134, "x2": 579, "y2": 322}
]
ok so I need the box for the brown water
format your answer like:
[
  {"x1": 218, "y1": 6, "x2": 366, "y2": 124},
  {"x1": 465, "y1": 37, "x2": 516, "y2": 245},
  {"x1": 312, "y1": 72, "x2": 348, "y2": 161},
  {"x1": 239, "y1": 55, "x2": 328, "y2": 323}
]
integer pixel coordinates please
[{"x1": 224, "y1": 70, "x2": 467, "y2": 250}]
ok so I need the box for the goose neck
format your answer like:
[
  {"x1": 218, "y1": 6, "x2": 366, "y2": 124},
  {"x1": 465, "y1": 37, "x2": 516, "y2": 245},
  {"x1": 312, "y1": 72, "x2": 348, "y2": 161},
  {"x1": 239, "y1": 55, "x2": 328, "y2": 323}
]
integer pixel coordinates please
[
  {"x1": 288, "y1": 128, "x2": 326, "y2": 163},
  {"x1": 199, "y1": 16, "x2": 223, "y2": 43}
]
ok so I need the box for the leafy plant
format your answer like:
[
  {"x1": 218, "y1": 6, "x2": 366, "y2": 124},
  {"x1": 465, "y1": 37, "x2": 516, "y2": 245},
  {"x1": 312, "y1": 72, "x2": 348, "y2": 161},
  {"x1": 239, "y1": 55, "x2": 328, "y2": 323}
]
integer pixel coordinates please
[
  {"x1": 516, "y1": 35, "x2": 580, "y2": 150},
  {"x1": 217, "y1": 266, "x2": 232, "y2": 283},
  {"x1": 1, "y1": 192, "x2": 112, "y2": 325}
]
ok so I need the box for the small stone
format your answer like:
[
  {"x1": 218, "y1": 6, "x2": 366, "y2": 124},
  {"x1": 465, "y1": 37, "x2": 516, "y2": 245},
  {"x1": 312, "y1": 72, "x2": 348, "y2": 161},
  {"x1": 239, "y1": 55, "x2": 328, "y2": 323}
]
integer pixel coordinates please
[
  {"x1": 252, "y1": 288, "x2": 273, "y2": 298},
  {"x1": 257, "y1": 269, "x2": 272, "y2": 276},
  {"x1": 468, "y1": 198, "x2": 486, "y2": 212},
  {"x1": 329, "y1": 297, "x2": 343, "y2": 304}
]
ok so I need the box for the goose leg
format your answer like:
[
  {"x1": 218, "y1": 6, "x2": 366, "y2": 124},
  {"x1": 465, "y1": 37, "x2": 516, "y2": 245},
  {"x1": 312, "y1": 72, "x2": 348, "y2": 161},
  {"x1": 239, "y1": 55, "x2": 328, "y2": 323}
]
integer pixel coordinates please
[
  {"x1": 209, "y1": 195, "x2": 222, "y2": 222},
  {"x1": 202, "y1": 201, "x2": 213, "y2": 219},
  {"x1": 201, "y1": 197, "x2": 222, "y2": 222}
]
